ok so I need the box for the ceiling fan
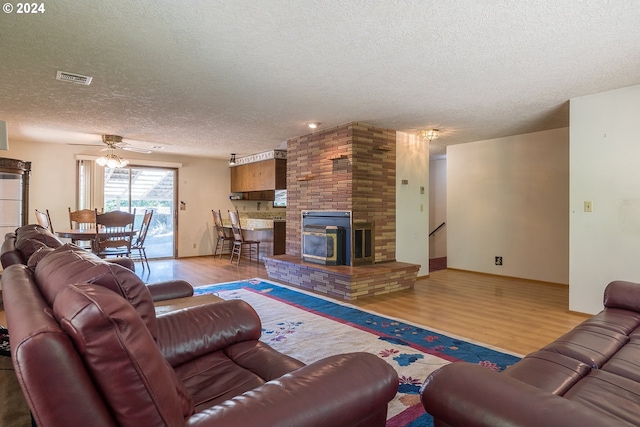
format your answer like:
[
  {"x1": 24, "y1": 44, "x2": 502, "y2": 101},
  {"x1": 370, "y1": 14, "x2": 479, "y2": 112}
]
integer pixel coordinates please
[
  {"x1": 95, "y1": 135, "x2": 152, "y2": 168},
  {"x1": 99, "y1": 134, "x2": 153, "y2": 154}
]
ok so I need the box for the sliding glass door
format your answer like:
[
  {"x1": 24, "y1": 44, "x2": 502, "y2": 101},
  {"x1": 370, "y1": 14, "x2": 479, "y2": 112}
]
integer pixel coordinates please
[{"x1": 103, "y1": 166, "x2": 176, "y2": 258}]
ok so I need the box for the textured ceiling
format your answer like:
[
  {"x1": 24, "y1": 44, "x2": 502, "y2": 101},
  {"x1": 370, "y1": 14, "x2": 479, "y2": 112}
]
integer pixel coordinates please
[{"x1": 1, "y1": 1, "x2": 639, "y2": 159}]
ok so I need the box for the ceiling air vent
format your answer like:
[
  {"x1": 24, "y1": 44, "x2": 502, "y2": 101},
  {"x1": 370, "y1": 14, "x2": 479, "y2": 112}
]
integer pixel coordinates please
[{"x1": 56, "y1": 70, "x2": 93, "y2": 85}]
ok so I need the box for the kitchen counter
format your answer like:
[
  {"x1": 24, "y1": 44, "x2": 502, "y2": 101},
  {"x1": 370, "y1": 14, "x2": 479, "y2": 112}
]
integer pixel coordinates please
[
  {"x1": 221, "y1": 214, "x2": 286, "y2": 258},
  {"x1": 222, "y1": 212, "x2": 285, "y2": 231},
  {"x1": 222, "y1": 218, "x2": 285, "y2": 231}
]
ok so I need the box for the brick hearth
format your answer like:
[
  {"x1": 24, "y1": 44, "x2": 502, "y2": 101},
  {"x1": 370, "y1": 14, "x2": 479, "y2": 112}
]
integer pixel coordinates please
[{"x1": 264, "y1": 255, "x2": 420, "y2": 300}]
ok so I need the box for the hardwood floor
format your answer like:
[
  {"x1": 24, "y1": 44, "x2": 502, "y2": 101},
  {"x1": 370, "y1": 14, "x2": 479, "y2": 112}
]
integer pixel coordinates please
[
  {"x1": 138, "y1": 257, "x2": 591, "y2": 355},
  {"x1": 1, "y1": 256, "x2": 590, "y2": 356}
]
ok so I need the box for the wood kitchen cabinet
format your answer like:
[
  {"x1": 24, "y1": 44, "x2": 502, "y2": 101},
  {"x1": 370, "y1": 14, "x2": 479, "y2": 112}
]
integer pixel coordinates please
[
  {"x1": 273, "y1": 221, "x2": 286, "y2": 255},
  {"x1": 230, "y1": 159, "x2": 286, "y2": 192},
  {"x1": 244, "y1": 190, "x2": 275, "y2": 200}
]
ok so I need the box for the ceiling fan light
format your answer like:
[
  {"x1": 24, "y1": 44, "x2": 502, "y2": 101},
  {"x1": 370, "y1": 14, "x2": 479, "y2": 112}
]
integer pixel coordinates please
[
  {"x1": 97, "y1": 152, "x2": 129, "y2": 168},
  {"x1": 106, "y1": 157, "x2": 119, "y2": 168}
]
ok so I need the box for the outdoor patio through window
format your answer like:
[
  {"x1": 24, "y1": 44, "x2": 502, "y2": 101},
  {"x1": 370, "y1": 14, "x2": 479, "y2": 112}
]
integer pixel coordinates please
[{"x1": 103, "y1": 166, "x2": 176, "y2": 259}]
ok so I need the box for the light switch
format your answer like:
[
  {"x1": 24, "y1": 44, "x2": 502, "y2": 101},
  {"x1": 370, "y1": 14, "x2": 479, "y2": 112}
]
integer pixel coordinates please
[{"x1": 584, "y1": 201, "x2": 593, "y2": 212}]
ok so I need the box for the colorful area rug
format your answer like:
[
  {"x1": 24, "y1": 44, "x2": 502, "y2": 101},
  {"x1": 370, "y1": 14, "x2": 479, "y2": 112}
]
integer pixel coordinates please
[{"x1": 194, "y1": 278, "x2": 521, "y2": 427}]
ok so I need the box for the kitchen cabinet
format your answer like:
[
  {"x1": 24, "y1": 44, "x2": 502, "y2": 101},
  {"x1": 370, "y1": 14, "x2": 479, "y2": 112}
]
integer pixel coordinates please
[
  {"x1": 244, "y1": 190, "x2": 275, "y2": 200},
  {"x1": 273, "y1": 221, "x2": 286, "y2": 255},
  {"x1": 230, "y1": 159, "x2": 286, "y2": 192}
]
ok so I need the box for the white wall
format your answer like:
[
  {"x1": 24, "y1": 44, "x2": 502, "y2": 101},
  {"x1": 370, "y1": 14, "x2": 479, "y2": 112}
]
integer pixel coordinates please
[
  {"x1": 396, "y1": 131, "x2": 429, "y2": 276},
  {"x1": 429, "y1": 159, "x2": 447, "y2": 258},
  {"x1": 1, "y1": 139, "x2": 234, "y2": 257},
  {"x1": 569, "y1": 84, "x2": 640, "y2": 314},
  {"x1": 447, "y1": 128, "x2": 569, "y2": 284}
]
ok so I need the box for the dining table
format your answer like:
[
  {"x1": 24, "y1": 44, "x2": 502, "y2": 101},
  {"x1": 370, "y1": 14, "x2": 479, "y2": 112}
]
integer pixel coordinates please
[{"x1": 56, "y1": 228, "x2": 138, "y2": 240}]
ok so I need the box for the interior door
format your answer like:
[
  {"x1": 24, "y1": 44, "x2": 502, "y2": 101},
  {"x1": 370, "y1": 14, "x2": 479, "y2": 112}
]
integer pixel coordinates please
[{"x1": 103, "y1": 166, "x2": 176, "y2": 258}]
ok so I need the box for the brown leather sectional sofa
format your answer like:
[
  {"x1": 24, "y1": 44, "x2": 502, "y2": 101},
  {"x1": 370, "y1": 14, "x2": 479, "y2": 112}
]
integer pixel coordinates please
[
  {"x1": 420, "y1": 280, "x2": 640, "y2": 427},
  {"x1": 2, "y1": 226, "x2": 398, "y2": 426},
  {"x1": 1, "y1": 224, "x2": 194, "y2": 301}
]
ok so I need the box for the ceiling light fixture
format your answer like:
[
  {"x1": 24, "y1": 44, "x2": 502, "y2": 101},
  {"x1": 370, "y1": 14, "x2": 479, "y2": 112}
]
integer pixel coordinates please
[
  {"x1": 96, "y1": 152, "x2": 129, "y2": 168},
  {"x1": 229, "y1": 153, "x2": 236, "y2": 165},
  {"x1": 307, "y1": 122, "x2": 320, "y2": 129},
  {"x1": 96, "y1": 135, "x2": 129, "y2": 168},
  {"x1": 421, "y1": 129, "x2": 439, "y2": 141}
]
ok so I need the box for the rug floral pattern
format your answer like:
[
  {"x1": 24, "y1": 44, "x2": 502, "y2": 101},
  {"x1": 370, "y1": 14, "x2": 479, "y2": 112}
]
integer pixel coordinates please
[{"x1": 194, "y1": 279, "x2": 521, "y2": 427}]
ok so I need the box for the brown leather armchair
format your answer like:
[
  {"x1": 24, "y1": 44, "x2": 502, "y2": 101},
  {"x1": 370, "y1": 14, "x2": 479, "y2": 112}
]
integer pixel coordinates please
[{"x1": 3, "y1": 243, "x2": 398, "y2": 427}]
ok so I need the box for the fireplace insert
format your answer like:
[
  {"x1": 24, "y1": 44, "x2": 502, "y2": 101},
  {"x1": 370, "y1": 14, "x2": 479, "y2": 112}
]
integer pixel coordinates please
[
  {"x1": 302, "y1": 211, "x2": 351, "y2": 266},
  {"x1": 302, "y1": 224, "x2": 345, "y2": 265}
]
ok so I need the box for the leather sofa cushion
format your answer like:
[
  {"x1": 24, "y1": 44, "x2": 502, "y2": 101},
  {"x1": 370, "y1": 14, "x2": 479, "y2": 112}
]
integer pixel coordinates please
[
  {"x1": 34, "y1": 243, "x2": 158, "y2": 340},
  {"x1": 503, "y1": 350, "x2": 591, "y2": 395},
  {"x1": 542, "y1": 326, "x2": 629, "y2": 368},
  {"x1": 601, "y1": 339, "x2": 640, "y2": 382},
  {"x1": 175, "y1": 349, "x2": 267, "y2": 411},
  {"x1": 564, "y1": 369, "x2": 640, "y2": 426},
  {"x1": 579, "y1": 308, "x2": 640, "y2": 335},
  {"x1": 15, "y1": 225, "x2": 62, "y2": 260},
  {"x1": 26, "y1": 244, "x2": 55, "y2": 268},
  {"x1": 53, "y1": 284, "x2": 194, "y2": 426}
]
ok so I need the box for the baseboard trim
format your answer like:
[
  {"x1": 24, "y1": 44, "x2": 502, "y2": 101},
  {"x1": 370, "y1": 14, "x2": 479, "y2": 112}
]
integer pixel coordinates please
[{"x1": 445, "y1": 268, "x2": 568, "y2": 288}]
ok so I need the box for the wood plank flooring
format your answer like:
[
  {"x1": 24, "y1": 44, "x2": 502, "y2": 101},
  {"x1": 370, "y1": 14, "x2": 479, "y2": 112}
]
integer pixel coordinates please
[{"x1": 1, "y1": 257, "x2": 590, "y2": 356}]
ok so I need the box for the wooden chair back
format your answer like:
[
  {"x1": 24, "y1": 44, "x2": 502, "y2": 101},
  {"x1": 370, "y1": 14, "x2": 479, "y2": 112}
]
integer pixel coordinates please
[
  {"x1": 227, "y1": 209, "x2": 244, "y2": 242},
  {"x1": 93, "y1": 209, "x2": 136, "y2": 257},
  {"x1": 134, "y1": 209, "x2": 153, "y2": 247},
  {"x1": 68, "y1": 208, "x2": 96, "y2": 229},
  {"x1": 212, "y1": 209, "x2": 228, "y2": 239},
  {"x1": 35, "y1": 209, "x2": 54, "y2": 233}
]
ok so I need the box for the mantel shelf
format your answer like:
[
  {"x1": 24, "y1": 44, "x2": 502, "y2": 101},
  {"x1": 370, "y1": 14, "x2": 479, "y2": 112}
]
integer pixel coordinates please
[
  {"x1": 327, "y1": 154, "x2": 349, "y2": 161},
  {"x1": 296, "y1": 175, "x2": 315, "y2": 181}
]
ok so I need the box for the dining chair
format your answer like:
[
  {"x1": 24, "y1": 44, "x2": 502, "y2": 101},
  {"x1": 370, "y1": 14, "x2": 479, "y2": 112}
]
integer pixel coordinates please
[
  {"x1": 212, "y1": 209, "x2": 233, "y2": 259},
  {"x1": 35, "y1": 209, "x2": 54, "y2": 233},
  {"x1": 228, "y1": 209, "x2": 260, "y2": 265},
  {"x1": 93, "y1": 208, "x2": 136, "y2": 259},
  {"x1": 131, "y1": 208, "x2": 153, "y2": 270},
  {"x1": 68, "y1": 207, "x2": 96, "y2": 249}
]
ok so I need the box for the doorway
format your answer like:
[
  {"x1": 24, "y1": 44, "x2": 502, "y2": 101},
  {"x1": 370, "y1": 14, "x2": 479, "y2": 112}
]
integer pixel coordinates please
[{"x1": 103, "y1": 166, "x2": 176, "y2": 258}]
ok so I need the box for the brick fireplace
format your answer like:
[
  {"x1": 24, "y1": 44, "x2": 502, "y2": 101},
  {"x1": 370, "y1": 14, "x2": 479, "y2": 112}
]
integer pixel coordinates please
[{"x1": 264, "y1": 122, "x2": 419, "y2": 300}]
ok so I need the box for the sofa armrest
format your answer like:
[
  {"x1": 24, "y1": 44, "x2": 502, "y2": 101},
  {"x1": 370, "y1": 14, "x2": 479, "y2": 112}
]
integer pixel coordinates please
[
  {"x1": 147, "y1": 280, "x2": 194, "y2": 302},
  {"x1": 185, "y1": 352, "x2": 398, "y2": 427},
  {"x1": 603, "y1": 280, "x2": 640, "y2": 311},
  {"x1": 105, "y1": 257, "x2": 135, "y2": 271},
  {"x1": 421, "y1": 362, "x2": 622, "y2": 427},
  {"x1": 156, "y1": 299, "x2": 261, "y2": 367},
  {"x1": 1, "y1": 249, "x2": 24, "y2": 268}
]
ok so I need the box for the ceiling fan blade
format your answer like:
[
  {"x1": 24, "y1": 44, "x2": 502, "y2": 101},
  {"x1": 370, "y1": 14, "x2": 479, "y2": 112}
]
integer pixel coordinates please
[{"x1": 121, "y1": 146, "x2": 152, "y2": 154}]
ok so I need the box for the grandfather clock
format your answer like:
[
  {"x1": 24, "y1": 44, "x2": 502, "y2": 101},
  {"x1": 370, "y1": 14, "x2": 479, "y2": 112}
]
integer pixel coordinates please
[{"x1": 0, "y1": 157, "x2": 31, "y2": 237}]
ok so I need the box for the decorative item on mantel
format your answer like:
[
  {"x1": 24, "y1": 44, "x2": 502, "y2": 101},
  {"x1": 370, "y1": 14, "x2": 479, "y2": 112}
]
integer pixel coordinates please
[
  {"x1": 229, "y1": 149, "x2": 286, "y2": 167},
  {"x1": 327, "y1": 153, "x2": 349, "y2": 161}
]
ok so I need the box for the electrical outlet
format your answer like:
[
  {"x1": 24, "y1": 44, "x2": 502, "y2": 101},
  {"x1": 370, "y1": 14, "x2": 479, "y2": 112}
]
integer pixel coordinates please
[
  {"x1": 495, "y1": 256, "x2": 503, "y2": 266},
  {"x1": 192, "y1": 243, "x2": 196, "y2": 249}
]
